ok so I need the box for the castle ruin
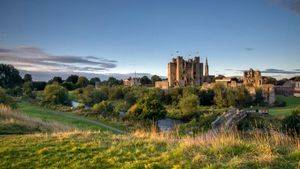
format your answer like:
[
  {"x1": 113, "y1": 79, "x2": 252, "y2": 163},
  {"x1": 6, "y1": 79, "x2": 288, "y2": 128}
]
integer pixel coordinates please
[{"x1": 167, "y1": 56, "x2": 206, "y2": 87}]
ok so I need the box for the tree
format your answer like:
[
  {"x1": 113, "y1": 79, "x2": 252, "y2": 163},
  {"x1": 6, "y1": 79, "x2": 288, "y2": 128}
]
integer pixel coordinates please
[
  {"x1": 236, "y1": 86, "x2": 252, "y2": 107},
  {"x1": 32, "y1": 81, "x2": 47, "y2": 91},
  {"x1": 66, "y1": 75, "x2": 79, "y2": 84},
  {"x1": 49, "y1": 76, "x2": 63, "y2": 84},
  {"x1": 92, "y1": 101, "x2": 114, "y2": 116},
  {"x1": 254, "y1": 88, "x2": 265, "y2": 106},
  {"x1": 140, "y1": 76, "x2": 152, "y2": 85},
  {"x1": 105, "y1": 77, "x2": 122, "y2": 86},
  {"x1": 89, "y1": 77, "x2": 101, "y2": 86},
  {"x1": 77, "y1": 85, "x2": 108, "y2": 106},
  {"x1": 23, "y1": 81, "x2": 35, "y2": 99},
  {"x1": 226, "y1": 88, "x2": 236, "y2": 107},
  {"x1": 213, "y1": 85, "x2": 227, "y2": 108},
  {"x1": 128, "y1": 91, "x2": 166, "y2": 120},
  {"x1": 151, "y1": 75, "x2": 162, "y2": 83},
  {"x1": 43, "y1": 84, "x2": 69, "y2": 105},
  {"x1": 178, "y1": 94, "x2": 200, "y2": 120},
  {"x1": 23, "y1": 74, "x2": 32, "y2": 82},
  {"x1": 62, "y1": 82, "x2": 77, "y2": 91},
  {"x1": 0, "y1": 64, "x2": 23, "y2": 88},
  {"x1": 76, "y1": 76, "x2": 89, "y2": 88}
]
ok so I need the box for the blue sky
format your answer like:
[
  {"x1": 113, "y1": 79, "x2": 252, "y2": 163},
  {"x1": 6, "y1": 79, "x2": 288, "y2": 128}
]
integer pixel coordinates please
[{"x1": 0, "y1": 0, "x2": 300, "y2": 79}]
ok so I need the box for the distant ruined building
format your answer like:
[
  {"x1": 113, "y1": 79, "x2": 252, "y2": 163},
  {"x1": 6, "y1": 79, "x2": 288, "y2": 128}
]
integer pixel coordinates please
[
  {"x1": 155, "y1": 54, "x2": 211, "y2": 89},
  {"x1": 167, "y1": 56, "x2": 203, "y2": 87},
  {"x1": 243, "y1": 69, "x2": 262, "y2": 88}
]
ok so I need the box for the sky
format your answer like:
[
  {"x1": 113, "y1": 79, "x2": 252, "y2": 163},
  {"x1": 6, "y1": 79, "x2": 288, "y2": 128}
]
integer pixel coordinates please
[{"x1": 0, "y1": 0, "x2": 300, "y2": 80}]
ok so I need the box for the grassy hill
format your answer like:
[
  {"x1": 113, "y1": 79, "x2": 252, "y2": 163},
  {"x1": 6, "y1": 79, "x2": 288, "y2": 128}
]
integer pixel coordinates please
[{"x1": 1, "y1": 100, "x2": 299, "y2": 168}]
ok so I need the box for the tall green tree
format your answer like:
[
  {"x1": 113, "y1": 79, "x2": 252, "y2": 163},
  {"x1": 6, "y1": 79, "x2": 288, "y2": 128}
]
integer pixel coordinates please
[
  {"x1": 66, "y1": 75, "x2": 79, "y2": 84},
  {"x1": 23, "y1": 74, "x2": 32, "y2": 82},
  {"x1": 76, "y1": 76, "x2": 89, "y2": 88},
  {"x1": 0, "y1": 64, "x2": 23, "y2": 88},
  {"x1": 151, "y1": 75, "x2": 162, "y2": 83},
  {"x1": 140, "y1": 76, "x2": 152, "y2": 85},
  {"x1": 43, "y1": 84, "x2": 69, "y2": 105}
]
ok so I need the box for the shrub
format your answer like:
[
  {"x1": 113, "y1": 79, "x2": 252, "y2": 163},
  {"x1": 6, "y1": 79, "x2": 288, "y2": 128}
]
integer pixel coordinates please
[
  {"x1": 42, "y1": 84, "x2": 69, "y2": 105},
  {"x1": 178, "y1": 94, "x2": 200, "y2": 120},
  {"x1": 23, "y1": 82, "x2": 36, "y2": 99},
  {"x1": 127, "y1": 91, "x2": 166, "y2": 120},
  {"x1": 0, "y1": 88, "x2": 16, "y2": 108},
  {"x1": 92, "y1": 101, "x2": 114, "y2": 116},
  {"x1": 282, "y1": 109, "x2": 300, "y2": 136},
  {"x1": 76, "y1": 85, "x2": 108, "y2": 106}
]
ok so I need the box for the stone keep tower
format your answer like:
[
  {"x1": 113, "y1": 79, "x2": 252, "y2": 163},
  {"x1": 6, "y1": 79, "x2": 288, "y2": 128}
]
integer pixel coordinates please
[{"x1": 167, "y1": 56, "x2": 203, "y2": 87}]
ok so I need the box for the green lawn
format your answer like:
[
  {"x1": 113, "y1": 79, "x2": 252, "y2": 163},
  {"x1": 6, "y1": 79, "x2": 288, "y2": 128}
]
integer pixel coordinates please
[
  {"x1": 269, "y1": 96, "x2": 300, "y2": 116},
  {"x1": 18, "y1": 102, "x2": 124, "y2": 133}
]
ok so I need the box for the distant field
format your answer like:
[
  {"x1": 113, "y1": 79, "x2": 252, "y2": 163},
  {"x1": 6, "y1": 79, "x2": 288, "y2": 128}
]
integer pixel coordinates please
[
  {"x1": 18, "y1": 102, "x2": 124, "y2": 133},
  {"x1": 269, "y1": 96, "x2": 300, "y2": 116}
]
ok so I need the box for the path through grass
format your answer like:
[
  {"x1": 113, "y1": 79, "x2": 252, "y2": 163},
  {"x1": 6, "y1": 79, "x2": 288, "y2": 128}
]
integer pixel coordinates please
[{"x1": 18, "y1": 102, "x2": 124, "y2": 133}]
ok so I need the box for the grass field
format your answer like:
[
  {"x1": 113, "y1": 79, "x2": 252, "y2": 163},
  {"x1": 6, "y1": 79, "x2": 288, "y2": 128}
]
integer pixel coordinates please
[
  {"x1": 0, "y1": 129, "x2": 299, "y2": 168},
  {"x1": 269, "y1": 96, "x2": 300, "y2": 117},
  {"x1": 18, "y1": 102, "x2": 124, "y2": 133}
]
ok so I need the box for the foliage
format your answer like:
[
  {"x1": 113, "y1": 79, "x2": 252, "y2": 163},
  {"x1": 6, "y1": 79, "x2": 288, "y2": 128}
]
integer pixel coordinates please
[
  {"x1": 23, "y1": 82, "x2": 36, "y2": 99},
  {"x1": 177, "y1": 94, "x2": 200, "y2": 120},
  {"x1": 76, "y1": 76, "x2": 89, "y2": 88},
  {"x1": 0, "y1": 64, "x2": 23, "y2": 88},
  {"x1": 199, "y1": 89, "x2": 214, "y2": 106},
  {"x1": 140, "y1": 76, "x2": 151, "y2": 85},
  {"x1": 127, "y1": 91, "x2": 166, "y2": 120},
  {"x1": 5, "y1": 86, "x2": 22, "y2": 97},
  {"x1": 48, "y1": 76, "x2": 63, "y2": 84},
  {"x1": 0, "y1": 88, "x2": 16, "y2": 108},
  {"x1": 150, "y1": 75, "x2": 162, "y2": 83},
  {"x1": 89, "y1": 77, "x2": 101, "y2": 85},
  {"x1": 62, "y1": 82, "x2": 77, "y2": 91},
  {"x1": 103, "y1": 77, "x2": 122, "y2": 86},
  {"x1": 92, "y1": 101, "x2": 114, "y2": 116},
  {"x1": 42, "y1": 84, "x2": 69, "y2": 105},
  {"x1": 32, "y1": 81, "x2": 47, "y2": 91},
  {"x1": 76, "y1": 85, "x2": 108, "y2": 106},
  {"x1": 282, "y1": 108, "x2": 300, "y2": 136},
  {"x1": 109, "y1": 86, "x2": 124, "y2": 100},
  {"x1": 23, "y1": 74, "x2": 32, "y2": 82},
  {"x1": 65, "y1": 75, "x2": 79, "y2": 84},
  {"x1": 254, "y1": 88, "x2": 265, "y2": 106}
]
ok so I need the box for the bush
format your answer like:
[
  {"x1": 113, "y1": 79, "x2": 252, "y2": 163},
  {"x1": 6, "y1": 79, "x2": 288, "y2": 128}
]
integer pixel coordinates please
[
  {"x1": 127, "y1": 91, "x2": 166, "y2": 120},
  {"x1": 23, "y1": 82, "x2": 36, "y2": 99},
  {"x1": 0, "y1": 88, "x2": 16, "y2": 108},
  {"x1": 282, "y1": 109, "x2": 300, "y2": 136},
  {"x1": 92, "y1": 101, "x2": 114, "y2": 116},
  {"x1": 42, "y1": 84, "x2": 69, "y2": 105},
  {"x1": 76, "y1": 85, "x2": 108, "y2": 106},
  {"x1": 178, "y1": 94, "x2": 200, "y2": 120}
]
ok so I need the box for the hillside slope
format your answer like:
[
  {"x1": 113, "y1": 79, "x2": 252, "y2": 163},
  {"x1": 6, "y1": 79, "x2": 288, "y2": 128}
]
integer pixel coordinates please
[{"x1": 0, "y1": 130, "x2": 299, "y2": 169}]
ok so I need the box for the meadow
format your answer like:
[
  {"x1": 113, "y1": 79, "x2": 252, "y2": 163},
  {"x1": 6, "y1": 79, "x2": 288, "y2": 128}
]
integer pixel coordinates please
[{"x1": 0, "y1": 104, "x2": 300, "y2": 169}]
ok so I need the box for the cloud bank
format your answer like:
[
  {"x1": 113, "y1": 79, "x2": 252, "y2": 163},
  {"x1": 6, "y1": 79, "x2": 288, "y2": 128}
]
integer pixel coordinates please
[{"x1": 0, "y1": 46, "x2": 117, "y2": 74}]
